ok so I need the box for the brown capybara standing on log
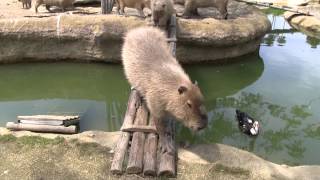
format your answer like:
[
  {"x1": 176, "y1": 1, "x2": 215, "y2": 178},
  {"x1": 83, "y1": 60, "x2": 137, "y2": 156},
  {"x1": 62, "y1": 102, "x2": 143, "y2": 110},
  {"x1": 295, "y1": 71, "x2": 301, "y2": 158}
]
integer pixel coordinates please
[
  {"x1": 35, "y1": 0, "x2": 75, "y2": 13},
  {"x1": 122, "y1": 27, "x2": 208, "y2": 154},
  {"x1": 183, "y1": 0, "x2": 229, "y2": 19},
  {"x1": 151, "y1": 0, "x2": 175, "y2": 27},
  {"x1": 19, "y1": 0, "x2": 32, "y2": 9},
  {"x1": 115, "y1": 0, "x2": 151, "y2": 17}
]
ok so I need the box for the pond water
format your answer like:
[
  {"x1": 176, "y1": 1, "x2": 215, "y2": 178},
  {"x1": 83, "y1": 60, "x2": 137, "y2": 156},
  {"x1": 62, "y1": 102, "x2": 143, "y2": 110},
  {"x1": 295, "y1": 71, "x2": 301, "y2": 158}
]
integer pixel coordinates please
[{"x1": 0, "y1": 12, "x2": 320, "y2": 165}]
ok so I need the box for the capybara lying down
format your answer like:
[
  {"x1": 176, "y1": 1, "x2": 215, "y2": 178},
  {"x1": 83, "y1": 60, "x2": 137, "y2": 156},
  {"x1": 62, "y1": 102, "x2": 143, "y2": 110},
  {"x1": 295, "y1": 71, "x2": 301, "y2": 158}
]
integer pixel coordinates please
[
  {"x1": 183, "y1": 0, "x2": 229, "y2": 19},
  {"x1": 122, "y1": 27, "x2": 208, "y2": 154},
  {"x1": 115, "y1": 0, "x2": 151, "y2": 17},
  {"x1": 34, "y1": 0, "x2": 75, "y2": 13}
]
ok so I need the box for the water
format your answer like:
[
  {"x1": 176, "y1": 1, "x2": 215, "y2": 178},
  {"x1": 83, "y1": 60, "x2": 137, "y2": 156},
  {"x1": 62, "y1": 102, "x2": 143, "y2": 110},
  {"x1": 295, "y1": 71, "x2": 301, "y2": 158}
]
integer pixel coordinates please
[{"x1": 0, "y1": 13, "x2": 319, "y2": 165}]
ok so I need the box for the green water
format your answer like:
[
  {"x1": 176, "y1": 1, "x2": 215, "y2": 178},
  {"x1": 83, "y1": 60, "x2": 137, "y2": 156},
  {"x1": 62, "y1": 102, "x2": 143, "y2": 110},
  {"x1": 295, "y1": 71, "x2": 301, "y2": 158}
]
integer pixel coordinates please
[{"x1": 0, "y1": 14, "x2": 320, "y2": 165}]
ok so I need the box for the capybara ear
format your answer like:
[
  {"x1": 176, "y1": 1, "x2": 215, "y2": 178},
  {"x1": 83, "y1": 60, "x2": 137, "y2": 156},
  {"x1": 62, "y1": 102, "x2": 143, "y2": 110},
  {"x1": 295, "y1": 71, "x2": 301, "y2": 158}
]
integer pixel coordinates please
[{"x1": 178, "y1": 86, "x2": 188, "y2": 94}]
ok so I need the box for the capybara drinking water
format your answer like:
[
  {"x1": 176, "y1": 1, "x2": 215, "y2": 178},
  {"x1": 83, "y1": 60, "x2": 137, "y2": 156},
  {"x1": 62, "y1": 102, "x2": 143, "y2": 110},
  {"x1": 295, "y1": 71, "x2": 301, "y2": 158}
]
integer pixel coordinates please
[{"x1": 122, "y1": 27, "x2": 208, "y2": 154}]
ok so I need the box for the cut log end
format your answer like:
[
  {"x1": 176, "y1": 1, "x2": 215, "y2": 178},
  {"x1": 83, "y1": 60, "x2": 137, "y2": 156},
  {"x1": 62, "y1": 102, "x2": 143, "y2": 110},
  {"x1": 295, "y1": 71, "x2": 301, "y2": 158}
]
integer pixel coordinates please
[{"x1": 126, "y1": 166, "x2": 142, "y2": 174}]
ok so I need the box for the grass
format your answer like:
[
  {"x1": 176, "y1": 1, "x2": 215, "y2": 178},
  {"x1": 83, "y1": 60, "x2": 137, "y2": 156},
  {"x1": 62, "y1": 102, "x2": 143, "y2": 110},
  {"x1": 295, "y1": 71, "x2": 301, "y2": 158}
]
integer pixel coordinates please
[
  {"x1": 261, "y1": 8, "x2": 285, "y2": 16},
  {"x1": 0, "y1": 134, "x2": 65, "y2": 146},
  {"x1": 210, "y1": 164, "x2": 250, "y2": 176}
]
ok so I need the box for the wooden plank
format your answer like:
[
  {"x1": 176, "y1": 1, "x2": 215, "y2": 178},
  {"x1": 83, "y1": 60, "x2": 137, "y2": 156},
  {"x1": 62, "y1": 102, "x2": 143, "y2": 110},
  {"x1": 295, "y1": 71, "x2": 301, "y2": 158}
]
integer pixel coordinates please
[
  {"x1": 111, "y1": 89, "x2": 140, "y2": 174},
  {"x1": 121, "y1": 125, "x2": 157, "y2": 133},
  {"x1": 143, "y1": 117, "x2": 158, "y2": 176},
  {"x1": 157, "y1": 118, "x2": 176, "y2": 177},
  {"x1": 17, "y1": 115, "x2": 79, "y2": 121},
  {"x1": 6, "y1": 122, "x2": 77, "y2": 134},
  {"x1": 126, "y1": 101, "x2": 148, "y2": 174}
]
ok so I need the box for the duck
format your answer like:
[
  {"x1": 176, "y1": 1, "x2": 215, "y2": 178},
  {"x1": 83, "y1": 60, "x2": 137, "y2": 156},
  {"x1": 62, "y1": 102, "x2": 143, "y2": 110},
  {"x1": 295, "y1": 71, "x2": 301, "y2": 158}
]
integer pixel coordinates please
[{"x1": 235, "y1": 109, "x2": 259, "y2": 136}]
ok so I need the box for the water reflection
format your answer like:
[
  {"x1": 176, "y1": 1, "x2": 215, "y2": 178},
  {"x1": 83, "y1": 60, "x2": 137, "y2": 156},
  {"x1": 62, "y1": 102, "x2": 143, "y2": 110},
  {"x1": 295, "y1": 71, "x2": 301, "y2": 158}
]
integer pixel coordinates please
[
  {"x1": 306, "y1": 36, "x2": 320, "y2": 48},
  {"x1": 177, "y1": 92, "x2": 320, "y2": 165}
]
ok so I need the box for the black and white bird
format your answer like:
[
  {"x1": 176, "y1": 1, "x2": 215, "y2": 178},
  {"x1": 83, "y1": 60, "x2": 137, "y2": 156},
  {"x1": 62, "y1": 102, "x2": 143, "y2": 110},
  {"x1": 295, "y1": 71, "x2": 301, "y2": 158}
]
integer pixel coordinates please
[{"x1": 235, "y1": 109, "x2": 259, "y2": 136}]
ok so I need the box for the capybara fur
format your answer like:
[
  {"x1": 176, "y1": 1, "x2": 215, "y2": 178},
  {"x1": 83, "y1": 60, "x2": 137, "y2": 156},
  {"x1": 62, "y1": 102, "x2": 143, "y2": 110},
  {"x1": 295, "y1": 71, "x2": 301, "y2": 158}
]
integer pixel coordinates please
[
  {"x1": 173, "y1": 0, "x2": 185, "y2": 5},
  {"x1": 122, "y1": 27, "x2": 208, "y2": 154},
  {"x1": 151, "y1": 0, "x2": 175, "y2": 27},
  {"x1": 19, "y1": 0, "x2": 31, "y2": 9},
  {"x1": 115, "y1": 0, "x2": 151, "y2": 17},
  {"x1": 35, "y1": 0, "x2": 75, "y2": 13},
  {"x1": 183, "y1": 0, "x2": 229, "y2": 19}
]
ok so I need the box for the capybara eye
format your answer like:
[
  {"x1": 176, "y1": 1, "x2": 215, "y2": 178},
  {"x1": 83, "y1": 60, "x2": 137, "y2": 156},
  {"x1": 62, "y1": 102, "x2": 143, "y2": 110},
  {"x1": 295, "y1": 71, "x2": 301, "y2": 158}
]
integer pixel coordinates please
[{"x1": 162, "y1": 4, "x2": 166, "y2": 8}]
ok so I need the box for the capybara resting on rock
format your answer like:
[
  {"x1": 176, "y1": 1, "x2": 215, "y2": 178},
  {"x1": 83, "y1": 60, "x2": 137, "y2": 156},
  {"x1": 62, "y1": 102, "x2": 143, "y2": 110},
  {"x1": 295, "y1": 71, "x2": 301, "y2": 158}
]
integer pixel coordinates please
[
  {"x1": 35, "y1": 0, "x2": 75, "y2": 13},
  {"x1": 183, "y1": 0, "x2": 229, "y2": 19},
  {"x1": 122, "y1": 27, "x2": 208, "y2": 154},
  {"x1": 151, "y1": 0, "x2": 175, "y2": 27},
  {"x1": 115, "y1": 0, "x2": 151, "y2": 17}
]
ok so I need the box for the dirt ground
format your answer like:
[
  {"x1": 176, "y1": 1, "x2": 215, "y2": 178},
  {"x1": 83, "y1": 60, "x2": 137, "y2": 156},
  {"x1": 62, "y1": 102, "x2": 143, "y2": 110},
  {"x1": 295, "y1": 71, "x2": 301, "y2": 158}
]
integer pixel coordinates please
[{"x1": 0, "y1": 135, "x2": 250, "y2": 180}]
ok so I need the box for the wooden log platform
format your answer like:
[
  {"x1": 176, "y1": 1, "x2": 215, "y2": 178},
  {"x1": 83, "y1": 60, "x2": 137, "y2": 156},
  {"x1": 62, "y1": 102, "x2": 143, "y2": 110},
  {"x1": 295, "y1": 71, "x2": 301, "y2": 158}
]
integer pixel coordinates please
[
  {"x1": 6, "y1": 122, "x2": 77, "y2": 134},
  {"x1": 111, "y1": 15, "x2": 177, "y2": 177}
]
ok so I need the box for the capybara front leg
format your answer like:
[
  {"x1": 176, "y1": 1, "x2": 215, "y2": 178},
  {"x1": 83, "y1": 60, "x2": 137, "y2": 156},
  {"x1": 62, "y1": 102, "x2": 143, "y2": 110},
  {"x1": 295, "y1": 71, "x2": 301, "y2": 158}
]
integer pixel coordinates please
[{"x1": 154, "y1": 117, "x2": 174, "y2": 155}]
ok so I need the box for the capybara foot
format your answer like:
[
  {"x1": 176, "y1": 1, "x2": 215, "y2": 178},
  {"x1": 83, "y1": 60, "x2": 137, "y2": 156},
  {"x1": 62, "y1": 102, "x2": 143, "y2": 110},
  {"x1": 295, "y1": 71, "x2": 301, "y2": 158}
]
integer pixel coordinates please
[{"x1": 159, "y1": 133, "x2": 174, "y2": 155}]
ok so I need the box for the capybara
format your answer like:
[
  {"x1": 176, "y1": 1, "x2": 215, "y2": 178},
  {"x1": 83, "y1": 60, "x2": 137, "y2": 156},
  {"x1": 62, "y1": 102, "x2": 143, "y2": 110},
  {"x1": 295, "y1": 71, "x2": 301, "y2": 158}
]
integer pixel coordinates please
[
  {"x1": 115, "y1": 0, "x2": 151, "y2": 17},
  {"x1": 173, "y1": 0, "x2": 185, "y2": 5},
  {"x1": 35, "y1": 0, "x2": 75, "y2": 13},
  {"x1": 19, "y1": 0, "x2": 32, "y2": 9},
  {"x1": 183, "y1": 0, "x2": 229, "y2": 19},
  {"x1": 122, "y1": 27, "x2": 208, "y2": 154},
  {"x1": 151, "y1": 0, "x2": 175, "y2": 27}
]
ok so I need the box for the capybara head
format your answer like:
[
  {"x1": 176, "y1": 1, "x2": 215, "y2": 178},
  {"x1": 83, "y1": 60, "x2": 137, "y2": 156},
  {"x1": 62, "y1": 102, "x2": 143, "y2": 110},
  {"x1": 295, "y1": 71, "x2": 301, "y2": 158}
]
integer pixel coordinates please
[
  {"x1": 152, "y1": 0, "x2": 169, "y2": 18},
  {"x1": 169, "y1": 82, "x2": 208, "y2": 131}
]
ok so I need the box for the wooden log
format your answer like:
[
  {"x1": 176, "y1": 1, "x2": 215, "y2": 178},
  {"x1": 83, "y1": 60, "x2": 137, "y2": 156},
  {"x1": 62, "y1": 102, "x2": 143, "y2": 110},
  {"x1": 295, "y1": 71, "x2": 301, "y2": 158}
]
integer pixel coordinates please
[
  {"x1": 18, "y1": 115, "x2": 79, "y2": 121},
  {"x1": 157, "y1": 16, "x2": 177, "y2": 176},
  {"x1": 143, "y1": 117, "x2": 158, "y2": 176},
  {"x1": 6, "y1": 122, "x2": 77, "y2": 134},
  {"x1": 101, "y1": 0, "x2": 107, "y2": 14},
  {"x1": 168, "y1": 15, "x2": 177, "y2": 57},
  {"x1": 126, "y1": 101, "x2": 148, "y2": 174},
  {"x1": 157, "y1": 118, "x2": 176, "y2": 177},
  {"x1": 111, "y1": 90, "x2": 140, "y2": 174},
  {"x1": 121, "y1": 125, "x2": 157, "y2": 133},
  {"x1": 107, "y1": 0, "x2": 114, "y2": 13},
  {"x1": 121, "y1": 89, "x2": 140, "y2": 130}
]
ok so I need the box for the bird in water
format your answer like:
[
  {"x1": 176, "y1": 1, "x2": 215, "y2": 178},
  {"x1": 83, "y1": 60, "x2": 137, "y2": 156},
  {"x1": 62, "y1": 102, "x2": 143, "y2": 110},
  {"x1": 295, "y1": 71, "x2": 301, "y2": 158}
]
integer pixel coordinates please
[{"x1": 235, "y1": 109, "x2": 259, "y2": 136}]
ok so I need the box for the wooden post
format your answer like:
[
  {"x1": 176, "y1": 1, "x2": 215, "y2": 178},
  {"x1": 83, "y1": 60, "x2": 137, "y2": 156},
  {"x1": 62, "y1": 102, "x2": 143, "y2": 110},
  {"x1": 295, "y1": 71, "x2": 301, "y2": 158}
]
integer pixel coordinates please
[
  {"x1": 111, "y1": 90, "x2": 140, "y2": 174},
  {"x1": 157, "y1": 14, "x2": 177, "y2": 177},
  {"x1": 6, "y1": 122, "x2": 77, "y2": 134},
  {"x1": 168, "y1": 15, "x2": 177, "y2": 57},
  {"x1": 157, "y1": 118, "x2": 176, "y2": 177},
  {"x1": 143, "y1": 117, "x2": 158, "y2": 176},
  {"x1": 126, "y1": 101, "x2": 148, "y2": 174},
  {"x1": 107, "y1": 0, "x2": 114, "y2": 13},
  {"x1": 101, "y1": 0, "x2": 107, "y2": 14}
]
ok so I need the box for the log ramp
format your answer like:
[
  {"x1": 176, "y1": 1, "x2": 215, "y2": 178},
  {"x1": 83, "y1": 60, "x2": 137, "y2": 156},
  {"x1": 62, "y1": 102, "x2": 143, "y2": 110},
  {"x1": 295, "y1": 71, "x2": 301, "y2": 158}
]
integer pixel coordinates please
[{"x1": 111, "y1": 15, "x2": 177, "y2": 177}]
